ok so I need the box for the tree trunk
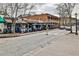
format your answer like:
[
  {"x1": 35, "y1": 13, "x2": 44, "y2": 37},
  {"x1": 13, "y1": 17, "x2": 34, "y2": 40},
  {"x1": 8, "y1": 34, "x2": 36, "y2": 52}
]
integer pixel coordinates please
[
  {"x1": 69, "y1": 15, "x2": 72, "y2": 33},
  {"x1": 12, "y1": 19, "x2": 16, "y2": 34},
  {"x1": 59, "y1": 18, "x2": 61, "y2": 28}
]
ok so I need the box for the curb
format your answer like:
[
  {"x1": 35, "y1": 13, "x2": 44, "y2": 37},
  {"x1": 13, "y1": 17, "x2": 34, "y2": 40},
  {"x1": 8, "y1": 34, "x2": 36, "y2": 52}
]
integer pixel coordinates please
[{"x1": 0, "y1": 29, "x2": 54, "y2": 38}]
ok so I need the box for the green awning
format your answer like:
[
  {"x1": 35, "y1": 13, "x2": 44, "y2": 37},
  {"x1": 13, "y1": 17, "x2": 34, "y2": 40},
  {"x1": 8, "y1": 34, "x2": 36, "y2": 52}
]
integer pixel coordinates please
[{"x1": 0, "y1": 16, "x2": 5, "y2": 23}]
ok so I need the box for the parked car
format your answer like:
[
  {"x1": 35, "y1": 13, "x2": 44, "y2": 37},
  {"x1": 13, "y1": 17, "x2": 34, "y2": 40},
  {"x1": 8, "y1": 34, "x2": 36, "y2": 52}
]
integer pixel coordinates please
[
  {"x1": 27, "y1": 27, "x2": 33, "y2": 32},
  {"x1": 15, "y1": 27, "x2": 21, "y2": 33},
  {"x1": 3, "y1": 28, "x2": 12, "y2": 33},
  {"x1": 59, "y1": 26, "x2": 65, "y2": 29},
  {"x1": 21, "y1": 28, "x2": 26, "y2": 33},
  {"x1": 65, "y1": 26, "x2": 71, "y2": 31}
]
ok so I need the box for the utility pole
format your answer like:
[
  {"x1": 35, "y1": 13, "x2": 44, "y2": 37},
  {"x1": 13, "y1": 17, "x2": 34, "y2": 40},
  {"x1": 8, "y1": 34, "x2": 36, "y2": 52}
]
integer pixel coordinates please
[
  {"x1": 70, "y1": 15, "x2": 72, "y2": 33},
  {"x1": 75, "y1": 13, "x2": 78, "y2": 35}
]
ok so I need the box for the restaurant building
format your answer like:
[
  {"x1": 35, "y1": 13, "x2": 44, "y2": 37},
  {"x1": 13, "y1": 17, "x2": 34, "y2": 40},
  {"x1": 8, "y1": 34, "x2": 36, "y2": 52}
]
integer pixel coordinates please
[
  {"x1": 0, "y1": 13, "x2": 60, "y2": 33},
  {"x1": 22, "y1": 13, "x2": 60, "y2": 30}
]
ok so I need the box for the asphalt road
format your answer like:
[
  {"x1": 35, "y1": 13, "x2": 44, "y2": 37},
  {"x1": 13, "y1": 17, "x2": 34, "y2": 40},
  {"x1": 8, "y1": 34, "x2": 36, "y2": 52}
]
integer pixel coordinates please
[{"x1": 0, "y1": 29, "x2": 68, "y2": 56}]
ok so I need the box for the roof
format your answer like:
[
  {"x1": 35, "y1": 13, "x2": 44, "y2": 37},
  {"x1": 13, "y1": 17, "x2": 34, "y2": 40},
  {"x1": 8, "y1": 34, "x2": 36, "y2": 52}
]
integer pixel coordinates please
[
  {"x1": 23, "y1": 18, "x2": 53, "y2": 23},
  {"x1": 22, "y1": 13, "x2": 59, "y2": 21},
  {"x1": 16, "y1": 18, "x2": 26, "y2": 23},
  {"x1": 23, "y1": 18, "x2": 44, "y2": 23},
  {"x1": 4, "y1": 17, "x2": 12, "y2": 23}
]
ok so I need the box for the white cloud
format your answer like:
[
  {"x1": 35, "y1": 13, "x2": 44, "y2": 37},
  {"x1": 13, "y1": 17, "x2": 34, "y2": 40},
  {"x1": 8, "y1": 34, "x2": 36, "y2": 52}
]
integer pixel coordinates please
[
  {"x1": 72, "y1": 4, "x2": 79, "y2": 19},
  {"x1": 31, "y1": 3, "x2": 57, "y2": 16}
]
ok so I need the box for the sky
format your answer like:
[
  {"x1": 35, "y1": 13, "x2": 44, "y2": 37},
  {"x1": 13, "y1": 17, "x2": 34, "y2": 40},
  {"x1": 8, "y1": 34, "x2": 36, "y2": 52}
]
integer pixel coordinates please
[
  {"x1": 31, "y1": 4, "x2": 57, "y2": 15},
  {"x1": 0, "y1": 0, "x2": 79, "y2": 17},
  {"x1": 34, "y1": 3, "x2": 79, "y2": 18},
  {"x1": 72, "y1": 4, "x2": 79, "y2": 18},
  {"x1": 0, "y1": 3, "x2": 58, "y2": 17},
  {"x1": 0, "y1": 0, "x2": 79, "y2": 3},
  {"x1": 0, "y1": 3, "x2": 79, "y2": 18},
  {"x1": 30, "y1": 3, "x2": 79, "y2": 18},
  {"x1": 15, "y1": 3, "x2": 58, "y2": 16}
]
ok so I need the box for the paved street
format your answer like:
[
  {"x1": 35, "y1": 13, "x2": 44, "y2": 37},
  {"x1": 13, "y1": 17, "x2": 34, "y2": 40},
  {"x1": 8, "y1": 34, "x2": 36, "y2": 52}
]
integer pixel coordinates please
[
  {"x1": 22, "y1": 26, "x2": 79, "y2": 56},
  {"x1": 31, "y1": 34, "x2": 79, "y2": 56},
  {"x1": 0, "y1": 3, "x2": 79, "y2": 56},
  {"x1": 0, "y1": 29, "x2": 68, "y2": 56}
]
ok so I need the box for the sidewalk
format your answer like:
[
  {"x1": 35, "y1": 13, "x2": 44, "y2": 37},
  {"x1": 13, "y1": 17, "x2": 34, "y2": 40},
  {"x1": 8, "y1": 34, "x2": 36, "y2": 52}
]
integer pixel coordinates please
[
  {"x1": 0, "y1": 29, "x2": 55, "y2": 38},
  {"x1": 25, "y1": 33, "x2": 79, "y2": 56}
]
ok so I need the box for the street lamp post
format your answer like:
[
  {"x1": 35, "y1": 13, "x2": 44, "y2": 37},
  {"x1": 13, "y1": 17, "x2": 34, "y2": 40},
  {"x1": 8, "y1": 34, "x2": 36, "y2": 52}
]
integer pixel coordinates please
[
  {"x1": 46, "y1": 23, "x2": 48, "y2": 35},
  {"x1": 75, "y1": 13, "x2": 78, "y2": 35},
  {"x1": 46, "y1": 15, "x2": 51, "y2": 35}
]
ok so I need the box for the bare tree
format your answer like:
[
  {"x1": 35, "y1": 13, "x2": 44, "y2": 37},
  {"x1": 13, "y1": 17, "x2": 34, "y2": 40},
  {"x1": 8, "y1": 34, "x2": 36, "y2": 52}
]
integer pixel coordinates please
[
  {"x1": 0, "y1": 3, "x2": 45, "y2": 33},
  {"x1": 7, "y1": 3, "x2": 23, "y2": 33},
  {"x1": 56, "y1": 3, "x2": 76, "y2": 33},
  {"x1": 22, "y1": 3, "x2": 45, "y2": 16},
  {"x1": 64, "y1": 3, "x2": 76, "y2": 33},
  {"x1": 23, "y1": 3, "x2": 29, "y2": 15},
  {"x1": 0, "y1": 3, "x2": 8, "y2": 16},
  {"x1": 56, "y1": 4, "x2": 66, "y2": 28}
]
